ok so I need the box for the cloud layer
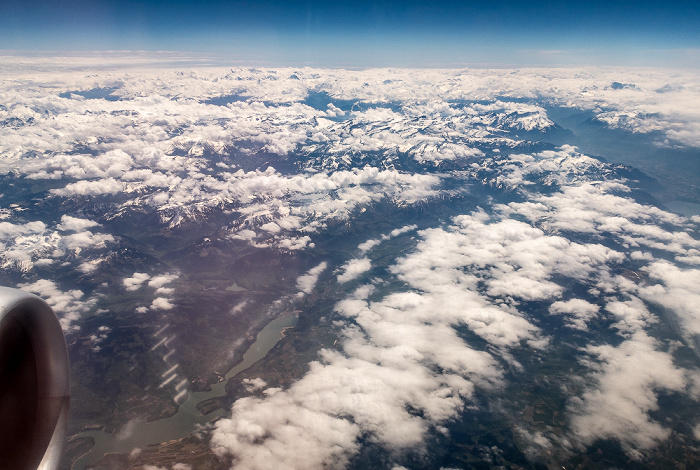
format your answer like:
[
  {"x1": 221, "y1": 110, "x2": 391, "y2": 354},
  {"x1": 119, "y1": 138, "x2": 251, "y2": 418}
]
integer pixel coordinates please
[{"x1": 1, "y1": 57, "x2": 699, "y2": 468}]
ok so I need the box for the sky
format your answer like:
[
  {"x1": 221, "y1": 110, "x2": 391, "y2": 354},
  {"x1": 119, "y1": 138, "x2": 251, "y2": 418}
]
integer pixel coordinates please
[{"x1": 1, "y1": 0, "x2": 699, "y2": 67}]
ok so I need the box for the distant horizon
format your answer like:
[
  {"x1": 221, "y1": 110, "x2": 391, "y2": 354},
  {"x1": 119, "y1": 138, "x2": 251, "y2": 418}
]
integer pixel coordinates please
[
  {"x1": 2, "y1": 48, "x2": 700, "y2": 70},
  {"x1": 1, "y1": 0, "x2": 699, "y2": 68}
]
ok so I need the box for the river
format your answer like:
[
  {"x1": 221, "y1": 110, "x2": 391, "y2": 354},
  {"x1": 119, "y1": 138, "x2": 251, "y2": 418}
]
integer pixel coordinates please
[{"x1": 71, "y1": 313, "x2": 298, "y2": 470}]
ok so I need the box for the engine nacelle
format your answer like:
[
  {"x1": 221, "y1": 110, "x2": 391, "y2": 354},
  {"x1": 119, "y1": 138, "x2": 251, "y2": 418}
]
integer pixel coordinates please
[{"x1": 0, "y1": 287, "x2": 70, "y2": 470}]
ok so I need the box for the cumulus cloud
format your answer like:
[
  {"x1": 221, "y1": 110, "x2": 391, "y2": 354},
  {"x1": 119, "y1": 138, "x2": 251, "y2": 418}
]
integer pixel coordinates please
[
  {"x1": 18, "y1": 279, "x2": 97, "y2": 333},
  {"x1": 211, "y1": 142, "x2": 698, "y2": 466},
  {"x1": 358, "y1": 238, "x2": 382, "y2": 253},
  {"x1": 78, "y1": 259, "x2": 101, "y2": 273},
  {"x1": 51, "y1": 177, "x2": 125, "y2": 196},
  {"x1": 148, "y1": 273, "x2": 179, "y2": 289},
  {"x1": 212, "y1": 211, "x2": 568, "y2": 467},
  {"x1": 230, "y1": 229, "x2": 257, "y2": 241},
  {"x1": 495, "y1": 151, "x2": 695, "y2": 258},
  {"x1": 0, "y1": 220, "x2": 54, "y2": 272},
  {"x1": 296, "y1": 262, "x2": 328, "y2": 295},
  {"x1": 260, "y1": 222, "x2": 281, "y2": 233},
  {"x1": 357, "y1": 225, "x2": 417, "y2": 254},
  {"x1": 605, "y1": 296, "x2": 656, "y2": 336},
  {"x1": 124, "y1": 271, "x2": 179, "y2": 318},
  {"x1": 549, "y1": 299, "x2": 600, "y2": 330},
  {"x1": 639, "y1": 261, "x2": 700, "y2": 347},
  {"x1": 337, "y1": 258, "x2": 371, "y2": 284},
  {"x1": 56, "y1": 215, "x2": 101, "y2": 231},
  {"x1": 150, "y1": 297, "x2": 175, "y2": 311},
  {"x1": 60, "y1": 231, "x2": 114, "y2": 251},
  {"x1": 277, "y1": 235, "x2": 313, "y2": 251},
  {"x1": 568, "y1": 332, "x2": 685, "y2": 459},
  {"x1": 0, "y1": 220, "x2": 46, "y2": 239},
  {"x1": 389, "y1": 225, "x2": 417, "y2": 238},
  {"x1": 124, "y1": 272, "x2": 151, "y2": 291},
  {"x1": 420, "y1": 211, "x2": 623, "y2": 304},
  {"x1": 242, "y1": 377, "x2": 267, "y2": 392}
]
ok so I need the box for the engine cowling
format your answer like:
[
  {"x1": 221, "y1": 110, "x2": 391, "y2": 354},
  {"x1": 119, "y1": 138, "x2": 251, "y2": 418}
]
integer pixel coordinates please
[{"x1": 0, "y1": 287, "x2": 70, "y2": 470}]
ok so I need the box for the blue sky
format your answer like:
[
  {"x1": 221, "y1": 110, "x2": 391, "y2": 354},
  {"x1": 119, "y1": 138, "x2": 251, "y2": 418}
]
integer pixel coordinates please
[{"x1": 1, "y1": 0, "x2": 699, "y2": 67}]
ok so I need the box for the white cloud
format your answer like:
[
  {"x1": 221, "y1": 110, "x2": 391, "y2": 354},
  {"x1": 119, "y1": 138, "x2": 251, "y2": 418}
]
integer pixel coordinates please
[
  {"x1": 0, "y1": 220, "x2": 47, "y2": 238},
  {"x1": 389, "y1": 224, "x2": 417, "y2": 238},
  {"x1": 150, "y1": 297, "x2": 175, "y2": 311},
  {"x1": 639, "y1": 261, "x2": 700, "y2": 348},
  {"x1": 56, "y1": 215, "x2": 101, "y2": 232},
  {"x1": 123, "y1": 272, "x2": 151, "y2": 291},
  {"x1": 0, "y1": 215, "x2": 114, "y2": 273},
  {"x1": 605, "y1": 296, "x2": 656, "y2": 336},
  {"x1": 51, "y1": 177, "x2": 125, "y2": 196},
  {"x1": 18, "y1": 279, "x2": 97, "y2": 333},
  {"x1": 497, "y1": 153, "x2": 696, "y2": 259},
  {"x1": 148, "y1": 273, "x2": 179, "y2": 289},
  {"x1": 211, "y1": 164, "x2": 696, "y2": 466},
  {"x1": 415, "y1": 212, "x2": 622, "y2": 304},
  {"x1": 358, "y1": 238, "x2": 381, "y2": 253},
  {"x1": 213, "y1": 212, "x2": 562, "y2": 467},
  {"x1": 357, "y1": 225, "x2": 417, "y2": 254},
  {"x1": 337, "y1": 258, "x2": 371, "y2": 284},
  {"x1": 296, "y1": 262, "x2": 328, "y2": 295},
  {"x1": 0, "y1": 220, "x2": 55, "y2": 272},
  {"x1": 78, "y1": 259, "x2": 101, "y2": 273},
  {"x1": 568, "y1": 332, "x2": 685, "y2": 459},
  {"x1": 242, "y1": 378, "x2": 267, "y2": 392},
  {"x1": 549, "y1": 299, "x2": 600, "y2": 330},
  {"x1": 277, "y1": 235, "x2": 312, "y2": 251},
  {"x1": 230, "y1": 229, "x2": 257, "y2": 241},
  {"x1": 260, "y1": 222, "x2": 281, "y2": 233},
  {"x1": 60, "y1": 231, "x2": 114, "y2": 251}
]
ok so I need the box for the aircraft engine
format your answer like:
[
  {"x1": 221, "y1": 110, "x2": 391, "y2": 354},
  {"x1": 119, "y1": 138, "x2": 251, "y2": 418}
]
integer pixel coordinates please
[{"x1": 0, "y1": 287, "x2": 70, "y2": 470}]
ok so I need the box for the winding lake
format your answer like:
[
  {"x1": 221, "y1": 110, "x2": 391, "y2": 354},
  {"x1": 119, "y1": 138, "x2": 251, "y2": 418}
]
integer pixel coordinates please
[{"x1": 72, "y1": 313, "x2": 298, "y2": 470}]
